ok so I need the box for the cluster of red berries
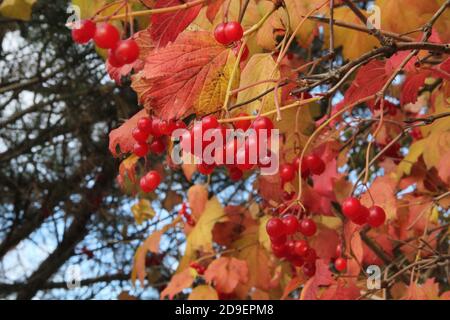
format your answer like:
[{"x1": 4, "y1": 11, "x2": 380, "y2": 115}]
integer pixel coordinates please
[
  {"x1": 139, "y1": 170, "x2": 162, "y2": 193},
  {"x1": 179, "y1": 114, "x2": 275, "y2": 179},
  {"x1": 189, "y1": 261, "x2": 206, "y2": 275},
  {"x1": 214, "y1": 21, "x2": 249, "y2": 60},
  {"x1": 279, "y1": 153, "x2": 326, "y2": 184},
  {"x1": 266, "y1": 215, "x2": 318, "y2": 277},
  {"x1": 179, "y1": 203, "x2": 195, "y2": 226},
  {"x1": 71, "y1": 20, "x2": 139, "y2": 68},
  {"x1": 341, "y1": 197, "x2": 386, "y2": 227}
]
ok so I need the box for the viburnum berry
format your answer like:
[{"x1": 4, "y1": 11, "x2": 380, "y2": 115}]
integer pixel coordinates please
[
  {"x1": 228, "y1": 167, "x2": 243, "y2": 181},
  {"x1": 197, "y1": 163, "x2": 215, "y2": 175},
  {"x1": 214, "y1": 22, "x2": 229, "y2": 45},
  {"x1": 294, "y1": 240, "x2": 309, "y2": 256},
  {"x1": 334, "y1": 257, "x2": 347, "y2": 272},
  {"x1": 303, "y1": 262, "x2": 316, "y2": 277},
  {"x1": 224, "y1": 21, "x2": 244, "y2": 42},
  {"x1": 270, "y1": 234, "x2": 287, "y2": 245},
  {"x1": 133, "y1": 142, "x2": 149, "y2": 157},
  {"x1": 352, "y1": 205, "x2": 369, "y2": 225},
  {"x1": 367, "y1": 205, "x2": 386, "y2": 228},
  {"x1": 71, "y1": 20, "x2": 96, "y2": 44},
  {"x1": 113, "y1": 38, "x2": 140, "y2": 65},
  {"x1": 282, "y1": 214, "x2": 299, "y2": 235},
  {"x1": 341, "y1": 197, "x2": 362, "y2": 219},
  {"x1": 271, "y1": 242, "x2": 287, "y2": 258},
  {"x1": 94, "y1": 23, "x2": 120, "y2": 49},
  {"x1": 299, "y1": 218, "x2": 317, "y2": 237},
  {"x1": 149, "y1": 138, "x2": 166, "y2": 154},
  {"x1": 236, "y1": 145, "x2": 254, "y2": 171},
  {"x1": 280, "y1": 163, "x2": 296, "y2": 183},
  {"x1": 132, "y1": 127, "x2": 149, "y2": 143},
  {"x1": 140, "y1": 170, "x2": 161, "y2": 193},
  {"x1": 234, "y1": 113, "x2": 251, "y2": 131},
  {"x1": 189, "y1": 262, "x2": 206, "y2": 275},
  {"x1": 107, "y1": 49, "x2": 124, "y2": 68},
  {"x1": 266, "y1": 217, "x2": 285, "y2": 237},
  {"x1": 286, "y1": 240, "x2": 296, "y2": 256},
  {"x1": 159, "y1": 120, "x2": 176, "y2": 136},
  {"x1": 411, "y1": 127, "x2": 423, "y2": 140},
  {"x1": 293, "y1": 156, "x2": 310, "y2": 178},
  {"x1": 251, "y1": 116, "x2": 274, "y2": 136},
  {"x1": 151, "y1": 118, "x2": 163, "y2": 137},
  {"x1": 304, "y1": 248, "x2": 317, "y2": 262},
  {"x1": 232, "y1": 42, "x2": 249, "y2": 61},
  {"x1": 304, "y1": 154, "x2": 325, "y2": 175},
  {"x1": 137, "y1": 117, "x2": 153, "y2": 135},
  {"x1": 201, "y1": 115, "x2": 220, "y2": 131}
]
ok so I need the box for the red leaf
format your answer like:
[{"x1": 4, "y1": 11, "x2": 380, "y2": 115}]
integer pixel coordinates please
[
  {"x1": 132, "y1": 31, "x2": 229, "y2": 120},
  {"x1": 401, "y1": 71, "x2": 429, "y2": 105},
  {"x1": 319, "y1": 279, "x2": 361, "y2": 300},
  {"x1": 151, "y1": 0, "x2": 202, "y2": 47},
  {"x1": 109, "y1": 109, "x2": 147, "y2": 157},
  {"x1": 300, "y1": 259, "x2": 333, "y2": 300},
  {"x1": 344, "y1": 60, "x2": 388, "y2": 106},
  {"x1": 204, "y1": 257, "x2": 249, "y2": 294},
  {"x1": 206, "y1": 0, "x2": 225, "y2": 22}
]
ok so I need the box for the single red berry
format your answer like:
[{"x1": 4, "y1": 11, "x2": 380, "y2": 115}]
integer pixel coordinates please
[
  {"x1": 266, "y1": 217, "x2": 285, "y2": 237},
  {"x1": 71, "y1": 19, "x2": 96, "y2": 44},
  {"x1": 150, "y1": 138, "x2": 166, "y2": 154},
  {"x1": 132, "y1": 127, "x2": 149, "y2": 143},
  {"x1": 270, "y1": 234, "x2": 287, "y2": 245},
  {"x1": 367, "y1": 205, "x2": 386, "y2": 228},
  {"x1": 251, "y1": 116, "x2": 274, "y2": 136},
  {"x1": 304, "y1": 248, "x2": 317, "y2": 262},
  {"x1": 232, "y1": 42, "x2": 249, "y2": 61},
  {"x1": 107, "y1": 50, "x2": 124, "y2": 68},
  {"x1": 140, "y1": 170, "x2": 161, "y2": 192},
  {"x1": 299, "y1": 218, "x2": 317, "y2": 237},
  {"x1": 294, "y1": 240, "x2": 309, "y2": 256},
  {"x1": 280, "y1": 163, "x2": 296, "y2": 183},
  {"x1": 293, "y1": 156, "x2": 310, "y2": 178},
  {"x1": 201, "y1": 115, "x2": 220, "y2": 131},
  {"x1": 411, "y1": 127, "x2": 423, "y2": 140},
  {"x1": 94, "y1": 23, "x2": 120, "y2": 49},
  {"x1": 304, "y1": 154, "x2": 325, "y2": 175},
  {"x1": 133, "y1": 142, "x2": 149, "y2": 157},
  {"x1": 271, "y1": 242, "x2": 287, "y2": 258},
  {"x1": 229, "y1": 167, "x2": 243, "y2": 181},
  {"x1": 214, "y1": 22, "x2": 230, "y2": 45},
  {"x1": 303, "y1": 262, "x2": 316, "y2": 277},
  {"x1": 113, "y1": 38, "x2": 140, "y2": 65},
  {"x1": 334, "y1": 257, "x2": 347, "y2": 272},
  {"x1": 151, "y1": 118, "x2": 163, "y2": 137},
  {"x1": 286, "y1": 240, "x2": 296, "y2": 256},
  {"x1": 159, "y1": 120, "x2": 176, "y2": 136},
  {"x1": 282, "y1": 214, "x2": 299, "y2": 235},
  {"x1": 352, "y1": 205, "x2": 369, "y2": 225},
  {"x1": 197, "y1": 163, "x2": 215, "y2": 175},
  {"x1": 224, "y1": 21, "x2": 243, "y2": 42},
  {"x1": 234, "y1": 113, "x2": 251, "y2": 131},
  {"x1": 137, "y1": 117, "x2": 153, "y2": 135},
  {"x1": 341, "y1": 197, "x2": 362, "y2": 219},
  {"x1": 282, "y1": 191, "x2": 296, "y2": 201}
]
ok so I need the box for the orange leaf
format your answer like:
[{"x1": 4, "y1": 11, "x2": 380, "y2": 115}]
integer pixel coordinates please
[
  {"x1": 204, "y1": 257, "x2": 249, "y2": 294},
  {"x1": 161, "y1": 268, "x2": 195, "y2": 299},
  {"x1": 187, "y1": 184, "x2": 208, "y2": 220}
]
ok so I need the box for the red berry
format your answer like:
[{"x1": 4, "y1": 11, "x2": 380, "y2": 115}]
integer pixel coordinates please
[
  {"x1": 94, "y1": 23, "x2": 120, "y2": 49},
  {"x1": 234, "y1": 113, "x2": 251, "y2": 131},
  {"x1": 72, "y1": 20, "x2": 96, "y2": 44},
  {"x1": 133, "y1": 142, "x2": 149, "y2": 157},
  {"x1": 292, "y1": 257, "x2": 304, "y2": 267},
  {"x1": 303, "y1": 262, "x2": 316, "y2": 277},
  {"x1": 137, "y1": 117, "x2": 153, "y2": 135},
  {"x1": 159, "y1": 120, "x2": 176, "y2": 136},
  {"x1": 149, "y1": 138, "x2": 166, "y2": 154},
  {"x1": 299, "y1": 218, "x2": 316, "y2": 237},
  {"x1": 280, "y1": 163, "x2": 296, "y2": 183},
  {"x1": 270, "y1": 234, "x2": 287, "y2": 245},
  {"x1": 266, "y1": 217, "x2": 285, "y2": 237},
  {"x1": 286, "y1": 240, "x2": 296, "y2": 256},
  {"x1": 224, "y1": 21, "x2": 243, "y2": 42},
  {"x1": 341, "y1": 197, "x2": 362, "y2": 219},
  {"x1": 132, "y1": 127, "x2": 149, "y2": 143},
  {"x1": 232, "y1": 42, "x2": 249, "y2": 61},
  {"x1": 294, "y1": 240, "x2": 309, "y2": 256},
  {"x1": 113, "y1": 38, "x2": 140, "y2": 65},
  {"x1": 140, "y1": 170, "x2": 161, "y2": 192},
  {"x1": 293, "y1": 156, "x2": 310, "y2": 178},
  {"x1": 229, "y1": 167, "x2": 243, "y2": 181},
  {"x1": 352, "y1": 205, "x2": 369, "y2": 225},
  {"x1": 197, "y1": 163, "x2": 215, "y2": 175},
  {"x1": 367, "y1": 205, "x2": 386, "y2": 228},
  {"x1": 214, "y1": 22, "x2": 230, "y2": 45},
  {"x1": 282, "y1": 214, "x2": 299, "y2": 235},
  {"x1": 236, "y1": 146, "x2": 254, "y2": 171},
  {"x1": 251, "y1": 116, "x2": 274, "y2": 136},
  {"x1": 201, "y1": 115, "x2": 220, "y2": 131},
  {"x1": 304, "y1": 154, "x2": 325, "y2": 175},
  {"x1": 271, "y1": 242, "x2": 287, "y2": 258},
  {"x1": 334, "y1": 257, "x2": 347, "y2": 272},
  {"x1": 304, "y1": 248, "x2": 317, "y2": 262},
  {"x1": 107, "y1": 49, "x2": 124, "y2": 68},
  {"x1": 151, "y1": 118, "x2": 163, "y2": 137},
  {"x1": 411, "y1": 127, "x2": 423, "y2": 140}
]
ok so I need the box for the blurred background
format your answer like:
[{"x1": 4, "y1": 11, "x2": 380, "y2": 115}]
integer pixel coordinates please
[{"x1": 0, "y1": 0, "x2": 250, "y2": 299}]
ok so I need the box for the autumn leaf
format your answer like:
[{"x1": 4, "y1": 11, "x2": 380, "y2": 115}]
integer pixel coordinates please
[
  {"x1": 151, "y1": 0, "x2": 203, "y2": 47},
  {"x1": 118, "y1": 154, "x2": 139, "y2": 185},
  {"x1": 188, "y1": 285, "x2": 219, "y2": 300},
  {"x1": 319, "y1": 279, "x2": 360, "y2": 300},
  {"x1": 182, "y1": 163, "x2": 197, "y2": 181},
  {"x1": 187, "y1": 184, "x2": 209, "y2": 220},
  {"x1": 131, "y1": 199, "x2": 156, "y2": 224},
  {"x1": 403, "y1": 278, "x2": 446, "y2": 300},
  {"x1": 300, "y1": 259, "x2": 333, "y2": 300},
  {"x1": 109, "y1": 109, "x2": 147, "y2": 157},
  {"x1": 132, "y1": 31, "x2": 233, "y2": 120},
  {"x1": 161, "y1": 268, "x2": 195, "y2": 299},
  {"x1": 204, "y1": 257, "x2": 249, "y2": 294},
  {"x1": 1, "y1": 0, "x2": 37, "y2": 21},
  {"x1": 360, "y1": 175, "x2": 398, "y2": 220}
]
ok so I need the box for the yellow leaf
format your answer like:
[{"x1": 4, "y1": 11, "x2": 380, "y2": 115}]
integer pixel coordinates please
[
  {"x1": 178, "y1": 197, "x2": 226, "y2": 271},
  {"x1": 195, "y1": 51, "x2": 239, "y2": 116},
  {"x1": 72, "y1": 0, "x2": 106, "y2": 19},
  {"x1": 258, "y1": 215, "x2": 271, "y2": 251},
  {"x1": 188, "y1": 285, "x2": 219, "y2": 300},
  {"x1": 0, "y1": 0, "x2": 37, "y2": 21},
  {"x1": 236, "y1": 53, "x2": 280, "y2": 114},
  {"x1": 131, "y1": 199, "x2": 156, "y2": 225},
  {"x1": 397, "y1": 139, "x2": 426, "y2": 176}
]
